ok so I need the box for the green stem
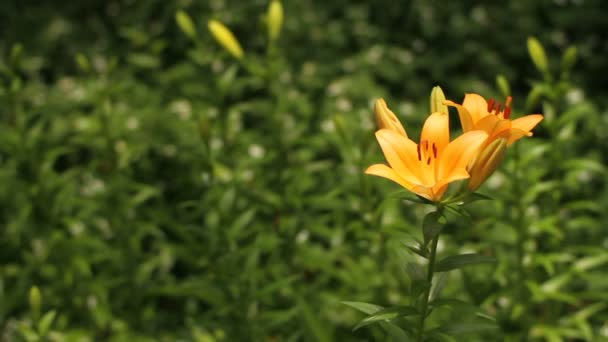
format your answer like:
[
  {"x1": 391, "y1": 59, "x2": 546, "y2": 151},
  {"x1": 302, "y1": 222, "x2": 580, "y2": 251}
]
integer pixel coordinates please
[
  {"x1": 512, "y1": 142, "x2": 530, "y2": 338},
  {"x1": 416, "y1": 232, "x2": 440, "y2": 342}
]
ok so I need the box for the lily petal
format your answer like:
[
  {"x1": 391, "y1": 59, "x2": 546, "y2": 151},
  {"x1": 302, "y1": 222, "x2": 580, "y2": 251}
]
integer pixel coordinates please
[
  {"x1": 434, "y1": 167, "x2": 470, "y2": 196},
  {"x1": 420, "y1": 112, "x2": 450, "y2": 154},
  {"x1": 462, "y1": 93, "x2": 489, "y2": 123},
  {"x1": 410, "y1": 184, "x2": 435, "y2": 201},
  {"x1": 375, "y1": 99, "x2": 407, "y2": 137},
  {"x1": 511, "y1": 114, "x2": 543, "y2": 134},
  {"x1": 365, "y1": 164, "x2": 414, "y2": 190},
  {"x1": 506, "y1": 128, "x2": 531, "y2": 146},
  {"x1": 475, "y1": 115, "x2": 511, "y2": 138},
  {"x1": 445, "y1": 100, "x2": 475, "y2": 132},
  {"x1": 437, "y1": 130, "x2": 488, "y2": 181},
  {"x1": 375, "y1": 129, "x2": 423, "y2": 185}
]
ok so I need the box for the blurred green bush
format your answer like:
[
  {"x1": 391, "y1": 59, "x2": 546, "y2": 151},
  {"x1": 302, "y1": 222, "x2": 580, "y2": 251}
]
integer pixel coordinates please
[{"x1": 0, "y1": 0, "x2": 607, "y2": 340}]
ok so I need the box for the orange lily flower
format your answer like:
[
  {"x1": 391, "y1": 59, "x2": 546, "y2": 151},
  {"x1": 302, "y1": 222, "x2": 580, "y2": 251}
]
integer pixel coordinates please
[
  {"x1": 445, "y1": 93, "x2": 543, "y2": 146},
  {"x1": 366, "y1": 99, "x2": 488, "y2": 202},
  {"x1": 445, "y1": 94, "x2": 543, "y2": 190}
]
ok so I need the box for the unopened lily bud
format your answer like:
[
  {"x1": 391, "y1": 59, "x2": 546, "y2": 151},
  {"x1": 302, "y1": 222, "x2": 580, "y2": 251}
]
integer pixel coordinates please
[
  {"x1": 176, "y1": 11, "x2": 197, "y2": 40},
  {"x1": 467, "y1": 138, "x2": 507, "y2": 191},
  {"x1": 208, "y1": 20, "x2": 244, "y2": 60},
  {"x1": 267, "y1": 0, "x2": 284, "y2": 42},
  {"x1": 496, "y1": 75, "x2": 511, "y2": 99},
  {"x1": 561, "y1": 46, "x2": 577, "y2": 73},
  {"x1": 29, "y1": 286, "x2": 41, "y2": 321},
  {"x1": 527, "y1": 37, "x2": 549, "y2": 74},
  {"x1": 430, "y1": 86, "x2": 448, "y2": 115},
  {"x1": 374, "y1": 99, "x2": 407, "y2": 137}
]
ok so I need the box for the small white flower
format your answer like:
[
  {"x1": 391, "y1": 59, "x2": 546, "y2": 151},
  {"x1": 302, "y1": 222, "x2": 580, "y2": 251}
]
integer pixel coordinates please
[
  {"x1": 336, "y1": 98, "x2": 352, "y2": 111},
  {"x1": 248, "y1": 144, "x2": 265, "y2": 159},
  {"x1": 170, "y1": 100, "x2": 192, "y2": 120},
  {"x1": 320, "y1": 119, "x2": 335, "y2": 133},
  {"x1": 126, "y1": 117, "x2": 139, "y2": 130}
]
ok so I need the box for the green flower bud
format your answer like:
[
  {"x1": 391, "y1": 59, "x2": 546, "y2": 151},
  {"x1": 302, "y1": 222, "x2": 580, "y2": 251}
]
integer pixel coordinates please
[
  {"x1": 267, "y1": 0, "x2": 284, "y2": 41},
  {"x1": 561, "y1": 46, "x2": 577, "y2": 73},
  {"x1": 208, "y1": 20, "x2": 244, "y2": 60},
  {"x1": 527, "y1": 37, "x2": 549, "y2": 74},
  {"x1": 496, "y1": 75, "x2": 511, "y2": 99},
  {"x1": 467, "y1": 138, "x2": 507, "y2": 191},
  {"x1": 430, "y1": 86, "x2": 448, "y2": 115},
  {"x1": 176, "y1": 11, "x2": 197, "y2": 40},
  {"x1": 29, "y1": 286, "x2": 41, "y2": 321}
]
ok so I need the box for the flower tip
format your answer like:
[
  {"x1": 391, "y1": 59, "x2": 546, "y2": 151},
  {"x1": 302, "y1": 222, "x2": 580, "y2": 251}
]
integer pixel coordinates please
[
  {"x1": 430, "y1": 86, "x2": 448, "y2": 115},
  {"x1": 374, "y1": 98, "x2": 387, "y2": 108},
  {"x1": 267, "y1": 0, "x2": 284, "y2": 41},
  {"x1": 207, "y1": 19, "x2": 244, "y2": 59},
  {"x1": 374, "y1": 100, "x2": 407, "y2": 137}
]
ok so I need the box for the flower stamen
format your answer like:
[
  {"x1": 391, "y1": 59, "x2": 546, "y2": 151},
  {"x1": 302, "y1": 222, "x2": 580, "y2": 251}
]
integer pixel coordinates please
[
  {"x1": 487, "y1": 98, "x2": 496, "y2": 113},
  {"x1": 504, "y1": 96, "x2": 513, "y2": 119}
]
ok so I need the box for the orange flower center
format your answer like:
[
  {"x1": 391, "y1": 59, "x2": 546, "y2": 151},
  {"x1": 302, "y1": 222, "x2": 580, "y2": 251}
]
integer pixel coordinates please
[{"x1": 487, "y1": 96, "x2": 513, "y2": 119}]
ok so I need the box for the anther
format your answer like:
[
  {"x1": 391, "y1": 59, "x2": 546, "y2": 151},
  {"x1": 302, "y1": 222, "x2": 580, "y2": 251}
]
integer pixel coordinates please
[
  {"x1": 504, "y1": 96, "x2": 513, "y2": 119},
  {"x1": 487, "y1": 98, "x2": 496, "y2": 112},
  {"x1": 432, "y1": 143, "x2": 437, "y2": 158},
  {"x1": 495, "y1": 104, "x2": 502, "y2": 114},
  {"x1": 426, "y1": 157, "x2": 431, "y2": 165},
  {"x1": 504, "y1": 106, "x2": 511, "y2": 119},
  {"x1": 417, "y1": 144, "x2": 421, "y2": 161}
]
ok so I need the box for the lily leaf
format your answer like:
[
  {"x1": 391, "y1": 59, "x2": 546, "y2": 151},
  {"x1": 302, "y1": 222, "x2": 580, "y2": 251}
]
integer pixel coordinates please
[
  {"x1": 435, "y1": 254, "x2": 496, "y2": 273},
  {"x1": 342, "y1": 301, "x2": 383, "y2": 315},
  {"x1": 379, "y1": 321, "x2": 412, "y2": 341},
  {"x1": 353, "y1": 306, "x2": 418, "y2": 331},
  {"x1": 463, "y1": 192, "x2": 494, "y2": 204},
  {"x1": 403, "y1": 242, "x2": 429, "y2": 258},
  {"x1": 37, "y1": 310, "x2": 56, "y2": 337}
]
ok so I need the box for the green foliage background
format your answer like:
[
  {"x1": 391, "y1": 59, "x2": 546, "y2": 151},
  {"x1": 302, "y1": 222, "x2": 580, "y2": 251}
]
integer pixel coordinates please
[{"x1": 1, "y1": 0, "x2": 607, "y2": 341}]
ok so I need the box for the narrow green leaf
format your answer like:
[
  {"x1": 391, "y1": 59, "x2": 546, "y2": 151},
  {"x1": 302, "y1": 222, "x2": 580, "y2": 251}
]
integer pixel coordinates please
[
  {"x1": 37, "y1": 310, "x2": 56, "y2": 336},
  {"x1": 435, "y1": 254, "x2": 496, "y2": 273},
  {"x1": 379, "y1": 321, "x2": 412, "y2": 341},
  {"x1": 573, "y1": 254, "x2": 608, "y2": 272},
  {"x1": 342, "y1": 301, "x2": 383, "y2": 315},
  {"x1": 18, "y1": 328, "x2": 39, "y2": 342},
  {"x1": 429, "y1": 272, "x2": 448, "y2": 302},
  {"x1": 353, "y1": 306, "x2": 418, "y2": 331},
  {"x1": 464, "y1": 192, "x2": 493, "y2": 203},
  {"x1": 403, "y1": 242, "x2": 428, "y2": 259}
]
